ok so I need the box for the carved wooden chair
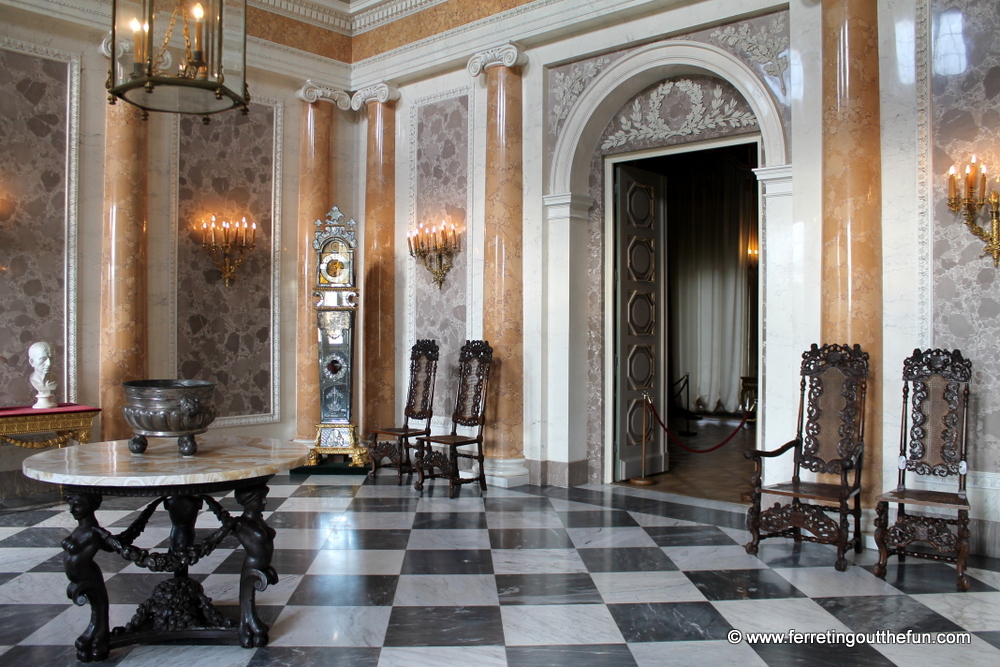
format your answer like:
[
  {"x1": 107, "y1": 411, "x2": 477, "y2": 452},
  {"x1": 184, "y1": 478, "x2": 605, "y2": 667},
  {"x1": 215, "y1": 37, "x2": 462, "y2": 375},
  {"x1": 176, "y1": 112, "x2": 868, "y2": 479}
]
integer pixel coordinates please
[
  {"x1": 874, "y1": 349, "x2": 973, "y2": 591},
  {"x1": 414, "y1": 340, "x2": 493, "y2": 498},
  {"x1": 366, "y1": 339, "x2": 439, "y2": 485},
  {"x1": 745, "y1": 343, "x2": 869, "y2": 571}
]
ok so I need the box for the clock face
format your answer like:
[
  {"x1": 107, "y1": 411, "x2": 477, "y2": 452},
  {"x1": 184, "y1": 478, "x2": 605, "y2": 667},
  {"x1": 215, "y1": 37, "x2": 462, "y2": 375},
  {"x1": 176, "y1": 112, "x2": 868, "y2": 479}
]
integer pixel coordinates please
[{"x1": 319, "y1": 239, "x2": 352, "y2": 285}]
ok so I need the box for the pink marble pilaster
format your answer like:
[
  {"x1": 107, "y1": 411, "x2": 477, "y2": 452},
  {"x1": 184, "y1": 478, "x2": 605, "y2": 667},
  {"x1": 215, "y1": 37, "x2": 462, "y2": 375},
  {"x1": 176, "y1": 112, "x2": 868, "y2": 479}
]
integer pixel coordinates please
[
  {"x1": 295, "y1": 100, "x2": 334, "y2": 441},
  {"x1": 353, "y1": 85, "x2": 399, "y2": 436},
  {"x1": 821, "y1": 0, "x2": 882, "y2": 501},
  {"x1": 99, "y1": 102, "x2": 148, "y2": 441},
  {"x1": 475, "y1": 51, "x2": 525, "y2": 462}
]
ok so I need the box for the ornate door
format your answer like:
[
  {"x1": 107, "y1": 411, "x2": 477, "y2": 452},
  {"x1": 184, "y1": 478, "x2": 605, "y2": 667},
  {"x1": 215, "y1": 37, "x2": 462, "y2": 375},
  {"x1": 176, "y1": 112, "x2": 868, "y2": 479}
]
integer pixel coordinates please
[{"x1": 615, "y1": 164, "x2": 666, "y2": 480}]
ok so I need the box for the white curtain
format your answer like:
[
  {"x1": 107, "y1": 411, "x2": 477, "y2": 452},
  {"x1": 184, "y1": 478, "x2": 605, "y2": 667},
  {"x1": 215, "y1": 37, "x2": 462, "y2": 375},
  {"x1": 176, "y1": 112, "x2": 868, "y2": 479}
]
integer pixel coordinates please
[{"x1": 668, "y1": 154, "x2": 757, "y2": 413}]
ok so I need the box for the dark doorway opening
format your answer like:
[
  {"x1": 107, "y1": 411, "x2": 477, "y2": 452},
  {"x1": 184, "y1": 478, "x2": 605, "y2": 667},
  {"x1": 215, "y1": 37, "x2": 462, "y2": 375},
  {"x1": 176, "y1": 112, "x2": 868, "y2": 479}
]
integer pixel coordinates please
[{"x1": 615, "y1": 141, "x2": 758, "y2": 504}]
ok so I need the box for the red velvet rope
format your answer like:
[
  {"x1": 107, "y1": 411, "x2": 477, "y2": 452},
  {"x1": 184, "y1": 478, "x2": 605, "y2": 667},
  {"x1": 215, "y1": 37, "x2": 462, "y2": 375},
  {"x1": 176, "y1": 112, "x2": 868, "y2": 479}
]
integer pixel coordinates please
[{"x1": 644, "y1": 396, "x2": 751, "y2": 454}]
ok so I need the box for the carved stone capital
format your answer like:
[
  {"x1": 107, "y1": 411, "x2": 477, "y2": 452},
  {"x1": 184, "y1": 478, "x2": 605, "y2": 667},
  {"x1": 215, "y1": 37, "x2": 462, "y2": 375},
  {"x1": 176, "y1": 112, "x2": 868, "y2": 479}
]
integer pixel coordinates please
[
  {"x1": 468, "y1": 43, "x2": 527, "y2": 77},
  {"x1": 350, "y1": 83, "x2": 400, "y2": 111},
  {"x1": 295, "y1": 80, "x2": 352, "y2": 110}
]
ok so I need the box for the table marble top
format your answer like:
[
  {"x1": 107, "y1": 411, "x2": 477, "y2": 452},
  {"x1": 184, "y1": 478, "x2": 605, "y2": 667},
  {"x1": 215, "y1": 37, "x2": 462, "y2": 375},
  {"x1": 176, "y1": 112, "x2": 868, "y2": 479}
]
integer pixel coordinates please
[{"x1": 21, "y1": 435, "x2": 312, "y2": 488}]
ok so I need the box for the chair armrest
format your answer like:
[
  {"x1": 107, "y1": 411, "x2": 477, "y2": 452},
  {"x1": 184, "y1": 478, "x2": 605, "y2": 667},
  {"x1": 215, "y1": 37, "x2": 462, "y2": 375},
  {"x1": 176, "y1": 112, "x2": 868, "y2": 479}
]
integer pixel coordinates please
[{"x1": 744, "y1": 438, "x2": 798, "y2": 461}]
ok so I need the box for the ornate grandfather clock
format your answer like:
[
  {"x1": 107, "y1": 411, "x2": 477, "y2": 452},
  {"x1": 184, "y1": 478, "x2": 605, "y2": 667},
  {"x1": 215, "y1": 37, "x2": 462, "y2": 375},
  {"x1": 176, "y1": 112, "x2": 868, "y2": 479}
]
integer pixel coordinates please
[{"x1": 308, "y1": 206, "x2": 367, "y2": 466}]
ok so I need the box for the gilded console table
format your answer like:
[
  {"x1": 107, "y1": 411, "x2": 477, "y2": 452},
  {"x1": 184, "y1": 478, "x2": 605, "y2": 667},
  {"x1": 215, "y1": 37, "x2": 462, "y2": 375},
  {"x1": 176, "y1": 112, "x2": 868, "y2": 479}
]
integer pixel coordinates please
[
  {"x1": 0, "y1": 403, "x2": 100, "y2": 448},
  {"x1": 22, "y1": 435, "x2": 310, "y2": 662}
]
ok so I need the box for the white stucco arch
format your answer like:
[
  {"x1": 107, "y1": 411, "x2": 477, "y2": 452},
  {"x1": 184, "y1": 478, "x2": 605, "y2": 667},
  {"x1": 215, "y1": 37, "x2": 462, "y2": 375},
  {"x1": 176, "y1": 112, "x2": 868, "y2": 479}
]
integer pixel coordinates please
[
  {"x1": 550, "y1": 40, "x2": 787, "y2": 194},
  {"x1": 539, "y1": 39, "x2": 793, "y2": 486}
]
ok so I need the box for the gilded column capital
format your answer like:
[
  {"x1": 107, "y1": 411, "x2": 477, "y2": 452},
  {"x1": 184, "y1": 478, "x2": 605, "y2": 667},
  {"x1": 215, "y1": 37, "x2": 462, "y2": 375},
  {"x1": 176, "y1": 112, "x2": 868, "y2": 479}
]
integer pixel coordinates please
[
  {"x1": 350, "y1": 83, "x2": 400, "y2": 111},
  {"x1": 295, "y1": 80, "x2": 352, "y2": 110},
  {"x1": 468, "y1": 43, "x2": 527, "y2": 78}
]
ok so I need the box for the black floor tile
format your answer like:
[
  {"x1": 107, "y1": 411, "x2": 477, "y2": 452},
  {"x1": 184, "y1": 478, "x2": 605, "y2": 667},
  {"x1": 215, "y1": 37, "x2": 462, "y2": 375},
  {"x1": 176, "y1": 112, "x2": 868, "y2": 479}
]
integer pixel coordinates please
[
  {"x1": 104, "y1": 572, "x2": 205, "y2": 604},
  {"x1": 348, "y1": 498, "x2": 422, "y2": 512},
  {"x1": 383, "y1": 606, "x2": 504, "y2": 646},
  {"x1": 0, "y1": 526, "x2": 69, "y2": 548},
  {"x1": 643, "y1": 525, "x2": 739, "y2": 547},
  {"x1": 285, "y1": 574, "x2": 398, "y2": 606},
  {"x1": 556, "y1": 511, "x2": 639, "y2": 528},
  {"x1": 506, "y1": 644, "x2": 637, "y2": 666},
  {"x1": 0, "y1": 509, "x2": 62, "y2": 526},
  {"x1": 864, "y1": 561, "x2": 997, "y2": 594},
  {"x1": 750, "y1": 642, "x2": 896, "y2": 666},
  {"x1": 412, "y1": 512, "x2": 488, "y2": 530},
  {"x1": 290, "y1": 485, "x2": 359, "y2": 498},
  {"x1": 815, "y1": 595, "x2": 967, "y2": 634},
  {"x1": 496, "y1": 572, "x2": 602, "y2": 605},
  {"x1": 684, "y1": 569, "x2": 807, "y2": 600},
  {"x1": 402, "y1": 549, "x2": 494, "y2": 575},
  {"x1": 247, "y1": 646, "x2": 381, "y2": 667},
  {"x1": 0, "y1": 603, "x2": 68, "y2": 644},
  {"x1": 264, "y1": 511, "x2": 341, "y2": 531},
  {"x1": 0, "y1": 643, "x2": 133, "y2": 666},
  {"x1": 977, "y1": 631, "x2": 1000, "y2": 651},
  {"x1": 323, "y1": 528, "x2": 411, "y2": 550},
  {"x1": 215, "y1": 548, "x2": 319, "y2": 575},
  {"x1": 484, "y1": 497, "x2": 555, "y2": 512},
  {"x1": 752, "y1": 541, "x2": 843, "y2": 568},
  {"x1": 577, "y1": 547, "x2": 677, "y2": 572},
  {"x1": 607, "y1": 601, "x2": 733, "y2": 642},
  {"x1": 489, "y1": 527, "x2": 575, "y2": 550}
]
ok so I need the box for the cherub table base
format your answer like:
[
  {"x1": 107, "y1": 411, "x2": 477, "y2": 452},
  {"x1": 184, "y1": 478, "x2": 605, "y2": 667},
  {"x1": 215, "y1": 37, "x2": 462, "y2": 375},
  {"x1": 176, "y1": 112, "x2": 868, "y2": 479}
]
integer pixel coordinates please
[
  {"x1": 61, "y1": 477, "x2": 277, "y2": 662},
  {"x1": 20, "y1": 434, "x2": 310, "y2": 662}
]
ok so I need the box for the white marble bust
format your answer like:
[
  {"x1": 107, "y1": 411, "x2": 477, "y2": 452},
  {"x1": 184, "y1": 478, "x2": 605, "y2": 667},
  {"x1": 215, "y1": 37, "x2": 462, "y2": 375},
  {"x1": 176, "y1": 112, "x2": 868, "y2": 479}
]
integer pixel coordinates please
[{"x1": 28, "y1": 341, "x2": 58, "y2": 409}]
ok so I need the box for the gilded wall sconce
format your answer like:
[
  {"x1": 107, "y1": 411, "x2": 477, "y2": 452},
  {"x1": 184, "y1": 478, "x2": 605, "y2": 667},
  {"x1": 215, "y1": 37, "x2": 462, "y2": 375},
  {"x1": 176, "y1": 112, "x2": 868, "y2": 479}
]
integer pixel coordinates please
[
  {"x1": 948, "y1": 156, "x2": 1000, "y2": 266},
  {"x1": 407, "y1": 221, "x2": 460, "y2": 289},
  {"x1": 201, "y1": 215, "x2": 256, "y2": 287}
]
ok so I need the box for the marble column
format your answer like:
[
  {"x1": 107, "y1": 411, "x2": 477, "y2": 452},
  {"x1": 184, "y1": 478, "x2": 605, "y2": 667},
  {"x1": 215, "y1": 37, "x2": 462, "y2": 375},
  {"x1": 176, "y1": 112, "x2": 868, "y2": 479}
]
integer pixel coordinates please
[
  {"x1": 821, "y1": 0, "x2": 882, "y2": 501},
  {"x1": 351, "y1": 84, "x2": 399, "y2": 436},
  {"x1": 99, "y1": 102, "x2": 148, "y2": 441},
  {"x1": 469, "y1": 45, "x2": 530, "y2": 487},
  {"x1": 293, "y1": 82, "x2": 352, "y2": 442}
]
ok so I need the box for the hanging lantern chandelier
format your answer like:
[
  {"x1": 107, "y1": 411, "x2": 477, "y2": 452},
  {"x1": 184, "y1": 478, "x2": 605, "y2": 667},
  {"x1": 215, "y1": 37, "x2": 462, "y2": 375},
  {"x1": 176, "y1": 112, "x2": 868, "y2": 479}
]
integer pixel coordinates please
[{"x1": 107, "y1": 0, "x2": 249, "y2": 119}]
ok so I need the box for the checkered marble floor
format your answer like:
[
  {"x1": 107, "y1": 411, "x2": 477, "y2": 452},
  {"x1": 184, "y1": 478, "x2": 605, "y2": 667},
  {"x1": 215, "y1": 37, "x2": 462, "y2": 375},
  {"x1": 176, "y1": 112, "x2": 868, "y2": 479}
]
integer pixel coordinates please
[{"x1": 2, "y1": 473, "x2": 1000, "y2": 666}]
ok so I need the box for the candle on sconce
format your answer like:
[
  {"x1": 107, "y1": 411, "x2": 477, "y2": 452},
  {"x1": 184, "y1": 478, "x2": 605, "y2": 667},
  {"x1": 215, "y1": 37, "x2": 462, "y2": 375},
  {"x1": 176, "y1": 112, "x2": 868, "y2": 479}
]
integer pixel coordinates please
[
  {"x1": 251, "y1": 222, "x2": 256, "y2": 245},
  {"x1": 949, "y1": 166, "x2": 957, "y2": 200},
  {"x1": 450, "y1": 224, "x2": 456, "y2": 247},
  {"x1": 210, "y1": 215, "x2": 217, "y2": 245},
  {"x1": 980, "y1": 165, "x2": 987, "y2": 200}
]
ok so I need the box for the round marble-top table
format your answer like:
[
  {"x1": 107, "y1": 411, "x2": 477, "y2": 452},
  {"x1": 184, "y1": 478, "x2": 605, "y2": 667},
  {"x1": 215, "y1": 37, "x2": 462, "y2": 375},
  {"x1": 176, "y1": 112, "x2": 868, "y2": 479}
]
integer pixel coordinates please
[{"x1": 22, "y1": 435, "x2": 311, "y2": 662}]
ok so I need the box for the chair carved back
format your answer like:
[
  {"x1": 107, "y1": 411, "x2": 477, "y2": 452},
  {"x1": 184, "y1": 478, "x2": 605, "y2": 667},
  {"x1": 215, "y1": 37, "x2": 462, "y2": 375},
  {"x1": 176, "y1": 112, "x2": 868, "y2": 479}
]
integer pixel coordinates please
[
  {"x1": 451, "y1": 340, "x2": 493, "y2": 433},
  {"x1": 899, "y1": 348, "x2": 971, "y2": 485},
  {"x1": 403, "y1": 339, "x2": 440, "y2": 424},
  {"x1": 796, "y1": 343, "x2": 870, "y2": 476}
]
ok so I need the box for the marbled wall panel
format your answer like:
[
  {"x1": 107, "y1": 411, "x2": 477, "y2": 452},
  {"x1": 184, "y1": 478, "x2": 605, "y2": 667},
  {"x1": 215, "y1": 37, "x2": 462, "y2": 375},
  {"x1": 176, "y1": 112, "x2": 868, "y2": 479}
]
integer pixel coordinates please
[
  {"x1": 176, "y1": 102, "x2": 278, "y2": 421},
  {"x1": 930, "y1": 0, "x2": 1000, "y2": 473},
  {"x1": 584, "y1": 76, "x2": 759, "y2": 482},
  {"x1": 547, "y1": 9, "x2": 790, "y2": 162},
  {"x1": 0, "y1": 47, "x2": 69, "y2": 406},
  {"x1": 412, "y1": 94, "x2": 469, "y2": 419}
]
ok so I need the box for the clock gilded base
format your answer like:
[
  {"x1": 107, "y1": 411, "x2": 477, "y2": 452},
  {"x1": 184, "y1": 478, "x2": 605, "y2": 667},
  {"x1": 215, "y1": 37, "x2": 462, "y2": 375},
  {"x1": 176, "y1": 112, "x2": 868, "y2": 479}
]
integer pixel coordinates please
[{"x1": 308, "y1": 423, "x2": 367, "y2": 467}]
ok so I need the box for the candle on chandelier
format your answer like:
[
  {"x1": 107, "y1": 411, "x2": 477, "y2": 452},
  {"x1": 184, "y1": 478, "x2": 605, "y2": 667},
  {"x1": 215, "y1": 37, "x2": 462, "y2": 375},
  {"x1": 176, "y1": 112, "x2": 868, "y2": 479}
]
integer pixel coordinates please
[
  {"x1": 192, "y1": 3, "x2": 205, "y2": 54},
  {"x1": 130, "y1": 18, "x2": 144, "y2": 64},
  {"x1": 210, "y1": 215, "x2": 217, "y2": 245}
]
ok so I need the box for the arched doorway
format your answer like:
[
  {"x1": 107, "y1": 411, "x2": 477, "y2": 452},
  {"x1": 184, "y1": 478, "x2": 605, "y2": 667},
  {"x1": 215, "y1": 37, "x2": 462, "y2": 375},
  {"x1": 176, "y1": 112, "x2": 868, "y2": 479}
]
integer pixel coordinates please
[{"x1": 542, "y1": 40, "x2": 792, "y2": 486}]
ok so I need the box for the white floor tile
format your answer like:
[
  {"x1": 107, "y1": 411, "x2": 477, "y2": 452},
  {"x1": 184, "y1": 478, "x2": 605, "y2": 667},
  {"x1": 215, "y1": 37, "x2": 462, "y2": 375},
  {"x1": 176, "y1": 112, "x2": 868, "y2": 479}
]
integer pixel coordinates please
[
  {"x1": 393, "y1": 574, "x2": 499, "y2": 606},
  {"x1": 307, "y1": 549, "x2": 405, "y2": 575},
  {"x1": 269, "y1": 605, "x2": 391, "y2": 647},
  {"x1": 501, "y1": 604, "x2": 625, "y2": 645}
]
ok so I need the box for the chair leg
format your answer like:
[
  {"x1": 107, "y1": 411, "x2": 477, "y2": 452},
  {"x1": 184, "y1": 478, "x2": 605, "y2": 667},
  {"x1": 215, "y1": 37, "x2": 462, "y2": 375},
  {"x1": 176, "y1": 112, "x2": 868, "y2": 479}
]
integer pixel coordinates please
[
  {"x1": 744, "y1": 461, "x2": 762, "y2": 555},
  {"x1": 873, "y1": 501, "x2": 889, "y2": 579},
  {"x1": 835, "y1": 498, "x2": 849, "y2": 572},
  {"x1": 448, "y1": 446, "x2": 458, "y2": 499},
  {"x1": 852, "y1": 493, "x2": 863, "y2": 553},
  {"x1": 396, "y1": 437, "x2": 406, "y2": 486},
  {"x1": 477, "y1": 443, "x2": 487, "y2": 492},
  {"x1": 957, "y1": 509, "x2": 970, "y2": 592},
  {"x1": 367, "y1": 432, "x2": 379, "y2": 480},
  {"x1": 414, "y1": 441, "x2": 426, "y2": 492}
]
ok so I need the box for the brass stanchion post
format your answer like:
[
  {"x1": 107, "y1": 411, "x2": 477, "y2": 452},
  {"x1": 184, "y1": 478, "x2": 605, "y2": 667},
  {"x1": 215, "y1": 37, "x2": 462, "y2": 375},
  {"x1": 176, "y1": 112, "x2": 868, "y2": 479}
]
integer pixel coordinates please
[{"x1": 631, "y1": 391, "x2": 655, "y2": 486}]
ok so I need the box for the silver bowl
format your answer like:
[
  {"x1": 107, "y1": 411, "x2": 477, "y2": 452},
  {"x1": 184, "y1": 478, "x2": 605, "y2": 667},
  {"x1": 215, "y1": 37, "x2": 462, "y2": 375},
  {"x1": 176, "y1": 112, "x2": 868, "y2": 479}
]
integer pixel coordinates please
[{"x1": 122, "y1": 379, "x2": 217, "y2": 456}]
